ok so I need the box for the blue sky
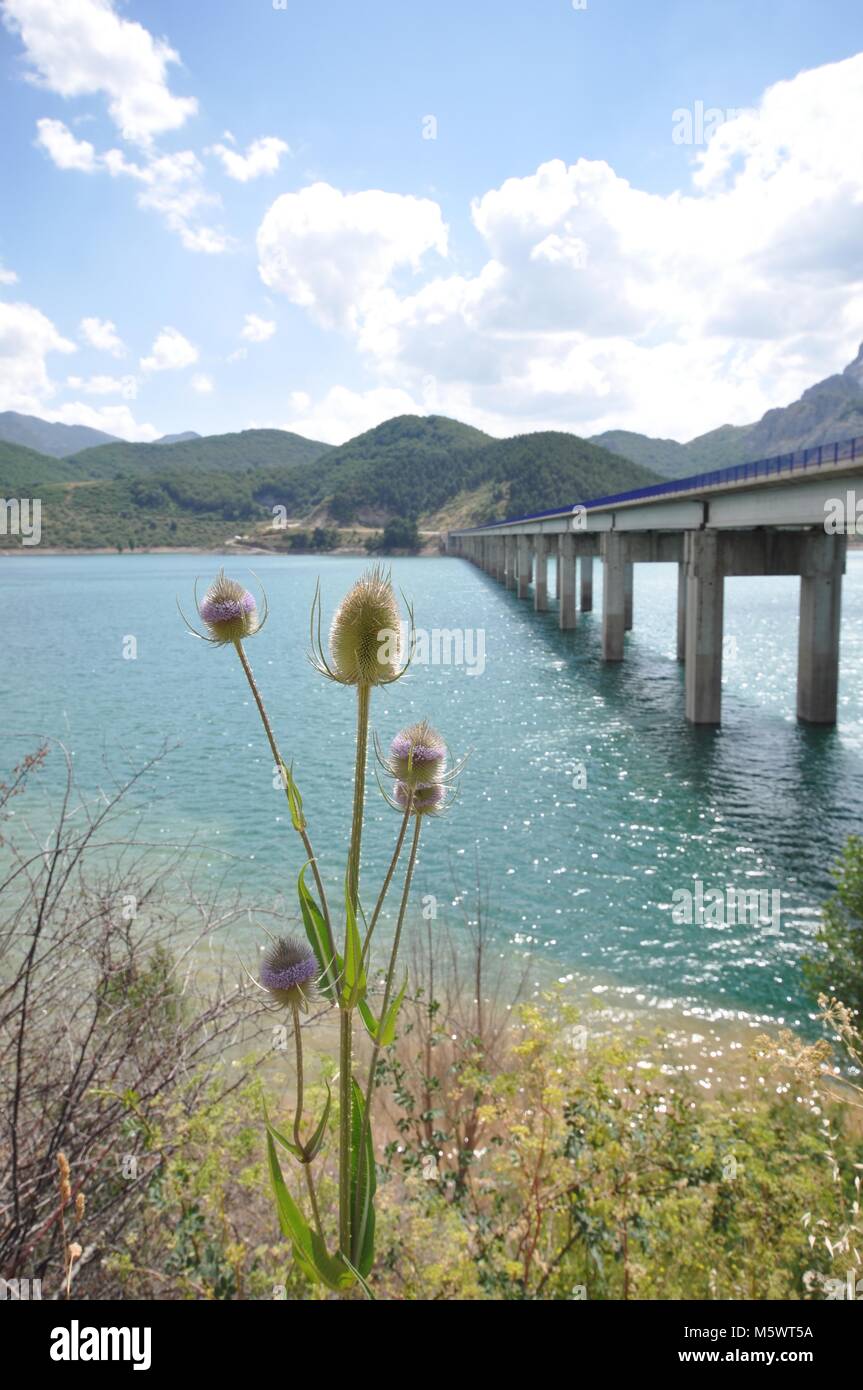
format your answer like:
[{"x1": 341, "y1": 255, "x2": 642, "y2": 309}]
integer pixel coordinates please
[{"x1": 1, "y1": 0, "x2": 862, "y2": 444}]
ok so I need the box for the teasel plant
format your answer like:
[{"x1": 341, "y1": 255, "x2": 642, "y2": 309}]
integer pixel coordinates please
[{"x1": 181, "y1": 566, "x2": 463, "y2": 1296}]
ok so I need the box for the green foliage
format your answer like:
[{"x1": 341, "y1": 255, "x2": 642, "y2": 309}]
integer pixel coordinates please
[
  {"x1": 367, "y1": 516, "x2": 420, "y2": 552},
  {"x1": 1, "y1": 414, "x2": 659, "y2": 549},
  {"x1": 802, "y1": 835, "x2": 863, "y2": 1018},
  {"x1": 67, "y1": 428, "x2": 332, "y2": 479}
]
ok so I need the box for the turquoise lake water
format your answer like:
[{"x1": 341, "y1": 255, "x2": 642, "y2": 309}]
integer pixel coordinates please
[{"x1": 2, "y1": 551, "x2": 862, "y2": 1029}]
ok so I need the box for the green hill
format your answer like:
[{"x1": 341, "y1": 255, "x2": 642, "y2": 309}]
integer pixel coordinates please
[
  {"x1": 0, "y1": 441, "x2": 79, "y2": 490},
  {"x1": 1, "y1": 414, "x2": 659, "y2": 550},
  {"x1": 254, "y1": 415, "x2": 656, "y2": 524},
  {"x1": 67, "y1": 427, "x2": 333, "y2": 479}
]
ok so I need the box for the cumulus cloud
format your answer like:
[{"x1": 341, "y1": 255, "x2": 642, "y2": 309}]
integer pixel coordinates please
[
  {"x1": 191, "y1": 372, "x2": 214, "y2": 394},
  {"x1": 15, "y1": 0, "x2": 229, "y2": 254},
  {"x1": 79, "y1": 314, "x2": 125, "y2": 356},
  {"x1": 256, "y1": 53, "x2": 863, "y2": 441},
  {"x1": 0, "y1": 264, "x2": 18, "y2": 285},
  {"x1": 0, "y1": 298, "x2": 76, "y2": 412},
  {"x1": 2, "y1": 0, "x2": 196, "y2": 145},
  {"x1": 279, "y1": 384, "x2": 424, "y2": 445},
  {"x1": 210, "y1": 135, "x2": 289, "y2": 182},
  {"x1": 36, "y1": 115, "x2": 97, "y2": 170},
  {"x1": 257, "y1": 182, "x2": 448, "y2": 329},
  {"x1": 240, "y1": 313, "x2": 276, "y2": 343},
  {"x1": 140, "y1": 326, "x2": 198, "y2": 372},
  {"x1": 66, "y1": 372, "x2": 137, "y2": 397},
  {"x1": 36, "y1": 126, "x2": 232, "y2": 253}
]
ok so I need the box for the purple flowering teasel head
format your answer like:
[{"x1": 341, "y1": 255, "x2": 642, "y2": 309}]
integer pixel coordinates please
[
  {"x1": 260, "y1": 935, "x2": 318, "y2": 1010},
  {"x1": 394, "y1": 780, "x2": 447, "y2": 816},
  {"x1": 199, "y1": 570, "x2": 259, "y2": 645},
  {"x1": 388, "y1": 720, "x2": 447, "y2": 788},
  {"x1": 180, "y1": 569, "x2": 266, "y2": 647},
  {"x1": 379, "y1": 719, "x2": 466, "y2": 817}
]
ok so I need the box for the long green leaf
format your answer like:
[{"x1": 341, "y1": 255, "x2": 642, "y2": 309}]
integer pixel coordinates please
[
  {"x1": 305, "y1": 1081, "x2": 332, "y2": 1161},
  {"x1": 281, "y1": 760, "x2": 306, "y2": 832},
  {"x1": 379, "y1": 974, "x2": 409, "y2": 1047},
  {"x1": 358, "y1": 997, "x2": 379, "y2": 1042},
  {"x1": 298, "y1": 864, "x2": 339, "y2": 1001},
  {"x1": 349, "y1": 1078, "x2": 376, "y2": 1277},
  {"x1": 342, "y1": 879, "x2": 366, "y2": 1008},
  {"x1": 266, "y1": 1129, "x2": 353, "y2": 1292}
]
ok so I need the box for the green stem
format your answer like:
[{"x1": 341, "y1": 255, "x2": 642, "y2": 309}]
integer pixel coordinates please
[
  {"x1": 353, "y1": 812, "x2": 422, "y2": 1260},
  {"x1": 359, "y1": 799, "x2": 413, "y2": 975},
  {"x1": 291, "y1": 1005, "x2": 325, "y2": 1244},
  {"x1": 339, "y1": 681, "x2": 372, "y2": 1260},
  {"x1": 233, "y1": 639, "x2": 336, "y2": 965},
  {"x1": 338, "y1": 1009, "x2": 352, "y2": 1257},
  {"x1": 347, "y1": 683, "x2": 372, "y2": 908},
  {"x1": 291, "y1": 1004, "x2": 305, "y2": 1151}
]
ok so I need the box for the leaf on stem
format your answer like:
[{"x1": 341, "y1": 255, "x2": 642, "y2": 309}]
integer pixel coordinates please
[
  {"x1": 350, "y1": 1078, "x2": 376, "y2": 1277},
  {"x1": 266, "y1": 1130, "x2": 354, "y2": 1292},
  {"x1": 299, "y1": 864, "x2": 340, "y2": 1002}
]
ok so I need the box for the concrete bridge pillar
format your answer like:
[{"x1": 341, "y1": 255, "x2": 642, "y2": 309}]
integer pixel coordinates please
[
  {"x1": 492, "y1": 537, "x2": 504, "y2": 582},
  {"x1": 534, "y1": 535, "x2": 549, "y2": 611},
  {"x1": 504, "y1": 535, "x2": 516, "y2": 590},
  {"x1": 517, "y1": 536, "x2": 531, "y2": 599},
  {"x1": 624, "y1": 562, "x2": 634, "y2": 631},
  {"x1": 676, "y1": 562, "x2": 687, "y2": 662},
  {"x1": 797, "y1": 532, "x2": 846, "y2": 724},
  {"x1": 602, "y1": 533, "x2": 627, "y2": 661},
  {"x1": 684, "y1": 531, "x2": 724, "y2": 725},
  {"x1": 558, "y1": 534, "x2": 577, "y2": 629},
  {"x1": 580, "y1": 556, "x2": 594, "y2": 611}
]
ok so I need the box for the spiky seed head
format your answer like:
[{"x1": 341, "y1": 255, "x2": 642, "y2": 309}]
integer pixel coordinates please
[
  {"x1": 199, "y1": 570, "x2": 258, "y2": 645},
  {"x1": 394, "y1": 780, "x2": 447, "y2": 816},
  {"x1": 260, "y1": 935, "x2": 318, "y2": 1009},
  {"x1": 328, "y1": 567, "x2": 401, "y2": 686},
  {"x1": 389, "y1": 721, "x2": 447, "y2": 787}
]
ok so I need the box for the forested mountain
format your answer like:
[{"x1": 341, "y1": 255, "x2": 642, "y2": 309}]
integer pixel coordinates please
[
  {"x1": 0, "y1": 413, "x2": 658, "y2": 549},
  {"x1": 592, "y1": 342, "x2": 863, "y2": 478}
]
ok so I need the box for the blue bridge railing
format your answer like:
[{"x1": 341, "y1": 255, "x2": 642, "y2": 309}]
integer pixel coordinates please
[{"x1": 458, "y1": 433, "x2": 862, "y2": 532}]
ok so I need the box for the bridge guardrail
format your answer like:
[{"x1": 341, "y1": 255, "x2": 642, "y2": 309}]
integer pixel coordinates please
[{"x1": 457, "y1": 434, "x2": 862, "y2": 532}]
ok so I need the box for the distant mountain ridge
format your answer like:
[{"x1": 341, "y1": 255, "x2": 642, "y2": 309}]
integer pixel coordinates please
[
  {"x1": 591, "y1": 342, "x2": 863, "y2": 478},
  {"x1": 0, "y1": 411, "x2": 119, "y2": 458}
]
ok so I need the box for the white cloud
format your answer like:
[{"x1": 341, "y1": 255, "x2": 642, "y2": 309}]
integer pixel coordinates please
[
  {"x1": 257, "y1": 182, "x2": 448, "y2": 329},
  {"x1": 66, "y1": 372, "x2": 137, "y2": 398},
  {"x1": 191, "y1": 372, "x2": 214, "y2": 394},
  {"x1": 256, "y1": 53, "x2": 863, "y2": 442},
  {"x1": 0, "y1": 264, "x2": 18, "y2": 285},
  {"x1": 35, "y1": 119, "x2": 231, "y2": 253},
  {"x1": 2, "y1": 0, "x2": 197, "y2": 145},
  {"x1": 36, "y1": 115, "x2": 97, "y2": 170},
  {"x1": 0, "y1": 298, "x2": 76, "y2": 412},
  {"x1": 279, "y1": 384, "x2": 424, "y2": 445},
  {"x1": 140, "y1": 326, "x2": 198, "y2": 372},
  {"x1": 240, "y1": 312, "x2": 276, "y2": 343},
  {"x1": 226, "y1": 346, "x2": 247, "y2": 363},
  {"x1": 79, "y1": 314, "x2": 125, "y2": 356},
  {"x1": 210, "y1": 135, "x2": 289, "y2": 182},
  {"x1": 44, "y1": 400, "x2": 159, "y2": 440}
]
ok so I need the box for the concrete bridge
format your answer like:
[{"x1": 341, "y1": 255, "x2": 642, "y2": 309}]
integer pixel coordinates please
[{"x1": 447, "y1": 436, "x2": 863, "y2": 726}]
